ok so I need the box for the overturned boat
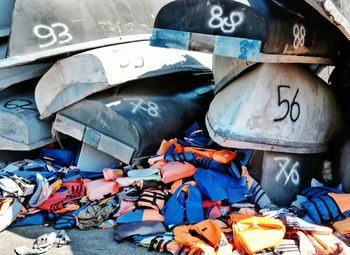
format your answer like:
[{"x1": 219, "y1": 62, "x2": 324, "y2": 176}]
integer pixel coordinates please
[
  {"x1": 0, "y1": 40, "x2": 52, "y2": 91},
  {"x1": 206, "y1": 64, "x2": 342, "y2": 154},
  {"x1": 35, "y1": 41, "x2": 212, "y2": 119},
  {"x1": 0, "y1": 81, "x2": 55, "y2": 151},
  {"x1": 0, "y1": 0, "x2": 14, "y2": 38},
  {"x1": 1, "y1": 0, "x2": 171, "y2": 68},
  {"x1": 212, "y1": 56, "x2": 255, "y2": 93},
  {"x1": 249, "y1": 150, "x2": 325, "y2": 207},
  {"x1": 305, "y1": 0, "x2": 350, "y2": 41},
  {"x1": 53, "y1": 72, "x2": 214, "y2": 164},
  {"x1": 151, "y1": 0, "x2": 341, "y2": 64}
]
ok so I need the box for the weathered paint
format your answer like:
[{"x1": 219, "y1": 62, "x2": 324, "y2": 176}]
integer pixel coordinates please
[
  {"x1": 0, "y1": 64, "x2": 52, "y2": 91},
  {"x1": 249, "y1": 151, "x2": 324, "y2": 207},
  {"x1": 151, "y1": 28, "x2": 262, "y2": 62},
  {"x1": 212, "y1": 55, "x2": 256, "y2": 93},
  {"x1": 53, "y1": 72, "x2": 214, "y2": 164},
  {"x1": 77, "y1": 143, "x2": 118, "y2": 172},
  {"x1": 151, "y1": 0, "x2": 342, "y2": 64},
  {"x1": 0, "y1": 0, "x2": 14, "y2": 37},
  {"x1": 0, "y1": 81, "x2": 55, "y2": 151},
  {"x1": 0, "y1": 41, "x2": 52, "y2": 91},
  {"x1": 1, "y1": 0, "x2": 172, "y2": 67},
  {"x1": 305, "y1": 0, "x2": 350, "y2": 41},
  {"x1": 207, "y1": 64, "x2": 342, "y2": 154},
  {"x1": 35, "y1": 41, "x2": 212, "y2": 119}
]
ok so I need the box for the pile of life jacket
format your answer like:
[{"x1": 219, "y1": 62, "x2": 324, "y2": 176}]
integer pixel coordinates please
[{"x1": 0, "y1": 123, "x2": 349, "y2": 255}]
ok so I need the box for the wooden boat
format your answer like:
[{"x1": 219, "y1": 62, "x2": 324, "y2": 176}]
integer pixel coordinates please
[
  {"x1": 305, "y1": 0, "x2": 350, "y2": 41},
  {"x1": 151, "y1": 0, "x2": 342, "y2": 64},
  {"x1": 35, "y1": 41, "x2": 212, "y2": 119},
  {"x1": 0, "y1": 0, "x2": 14, "y2": 38},
  {"x1": 1, "y1": 0, "x2": 172, "y2": 68},
  {"x1": 206, "y1": 64, "x2": 342, "y2": 154},
  {"x1": 53, "y1": 72, "x2": 214, "y2": 164},
  {"x1": 0, "y1": 81, "x2": 55, "y2": 151}
]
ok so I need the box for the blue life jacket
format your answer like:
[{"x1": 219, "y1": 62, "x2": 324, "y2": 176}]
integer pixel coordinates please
[
  {"x1": 194, "y1": 168, "x2": 249, "y2": 204},
  {"x1": 302, "y1": 194, "x2": 347, "y2": 225},
  {"x1": 40, "y1": 148, "x2": 75, "y2": 167},
  {"x1": 302, "y1": 186, "x2": 342, "y2": 198},
  {"x1": 162, "y1": 182, "x2": 204, "y2": 230},
  {"x1": 196, "y1": 157, "x2": 244, "y2": 180},
  {"x1": 11, "y1": 212, "x2": 46, "y2": 227},
  {"x1": 196, "y1": 157, "x2": 227, "y2": 173},
  {"x1": 165, "y1": 144, "x2": 196, "y2": 163},
  {"x1": 177, "y1": 122, "x2": 213, "y2": 148},
  {"x1": 237, "y1": 149, "x2": 254, "y2": 166}
]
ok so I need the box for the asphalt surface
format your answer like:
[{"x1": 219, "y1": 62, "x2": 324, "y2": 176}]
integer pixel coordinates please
[{"x1": 0, "y1": 225, "x2": 162, "y2": 255}]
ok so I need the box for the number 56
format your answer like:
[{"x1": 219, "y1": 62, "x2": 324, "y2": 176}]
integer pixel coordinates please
[{"x1": 274, "y1": 85, "x2": 300, "y2": 122}]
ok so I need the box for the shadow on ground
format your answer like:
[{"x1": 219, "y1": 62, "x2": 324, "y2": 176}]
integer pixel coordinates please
[{"x1": 0, "y1": 225, "x2": 162, "y2": 255}]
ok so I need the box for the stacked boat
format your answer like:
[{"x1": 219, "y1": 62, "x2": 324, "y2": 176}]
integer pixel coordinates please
[
  {"x1": 150, "y1": 0, "x2": 350, "y2": 204},
  {"x1": 0, "y1": 0, "x2": 213, "y2": 168}
]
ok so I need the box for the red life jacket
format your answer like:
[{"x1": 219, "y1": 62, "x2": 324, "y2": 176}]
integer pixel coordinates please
[{"x1": 38, "y1": 179, "x2": 86, "y2": 213}]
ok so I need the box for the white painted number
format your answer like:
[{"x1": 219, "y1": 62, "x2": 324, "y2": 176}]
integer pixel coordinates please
[
  {"x1": 293, "y1": 24, "x2": 306, "y2": 49},
  {"x1": 34, "y1": 23, "x2": 73, "y2": 48},
  {"x1": 112, "y1": 50, "x2": 145, "y2": 69},
  {"x1": 208, "y1": 5, "x2": 243, "y2": 33},
  {"x1": 130, "y1": 99, "x2": 159, "y2": 117},
  {"x1": 274, "y1": 157, "x2": 300, "y2": 186},
  {"x1": 119, "y1": 57, "x2": 144, "y2": 69}
]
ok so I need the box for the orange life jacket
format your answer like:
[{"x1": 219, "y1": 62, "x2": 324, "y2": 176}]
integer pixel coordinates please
[
  {"x1": 229, "y1": 214, "x2": 285, "y2": 255},
  {"x1": 174, "y1": 219, "x2": 233, "y2": 255}
]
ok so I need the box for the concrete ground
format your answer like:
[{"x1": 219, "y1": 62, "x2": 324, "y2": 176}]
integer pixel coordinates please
[{"x1": 0, "y1": 225, "x2": 161, "y2": 255}]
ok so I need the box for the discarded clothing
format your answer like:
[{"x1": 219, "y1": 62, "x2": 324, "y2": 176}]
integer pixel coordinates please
[
  {"x1": 255, "y1": 239, "x2": 301, "y2": 255},
  {"x1": 11, "y1": 212, "x2": 46, "y2": 228},
  {"x1": 0, "y1": 175, "x2": 34, "y2": 198},
  {"x1": 114, "y1": 221, "x2": 166, "y2": 242},
  {"x1": 116, "y1": 209, "x2": 164, "y2": 224},
  {"x1": 280, "y1": 215, "x2": 333, "y2": 234},
  {"x1": 15, "y1": 230, "x2": 70, "y2": 255},
  {"x1": 0, "y1": 197, "x2": 22, "y2": 232},
  {"x1": 76, "y1": 200, "x2": 116, "y2": 229},
  {"x1": 134, "y1": 234, "x2": 181, "y2": 254},
  {"x1": 29, "y1": 174, "x2": 58, "y2": 208}
]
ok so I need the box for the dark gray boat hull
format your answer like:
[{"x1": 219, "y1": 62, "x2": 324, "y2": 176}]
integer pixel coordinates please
[{"x1": 53, "y1": 72, "x2": 214, "y2": 164}]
